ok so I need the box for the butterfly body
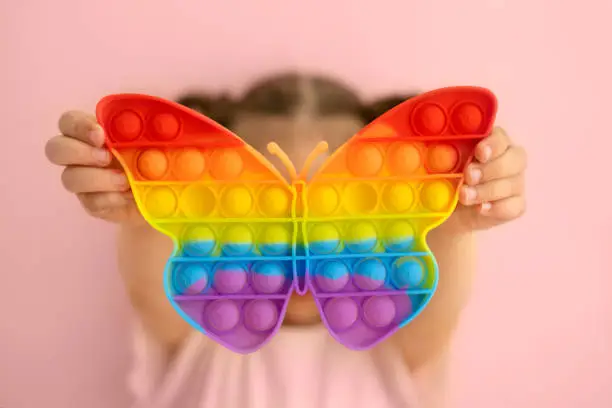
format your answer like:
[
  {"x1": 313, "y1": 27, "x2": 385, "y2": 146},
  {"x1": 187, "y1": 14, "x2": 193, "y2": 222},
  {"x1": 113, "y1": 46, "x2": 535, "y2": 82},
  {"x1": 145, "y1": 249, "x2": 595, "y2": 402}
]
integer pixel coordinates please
[{"x1": 97, "y1": 87, "x2": 497, "y2": 353}]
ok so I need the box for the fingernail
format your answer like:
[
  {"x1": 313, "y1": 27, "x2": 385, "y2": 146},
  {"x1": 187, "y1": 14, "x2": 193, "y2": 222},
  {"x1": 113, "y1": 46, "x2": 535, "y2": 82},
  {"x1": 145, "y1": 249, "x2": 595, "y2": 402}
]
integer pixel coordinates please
[
  {"x1": 93, "y1": 148, "x2": 110, "y2": 163},
  {"x1": 89, "y1": 125, "x2": 105, "y2": 146},
  {"x1": 462, "y1": 186, "x2": 477, "y2": 203},
  {"x1": 480, "y1": 145, "x2": 492, "y2": 162},
  {"x1": 480, "y1": 202, "x2": 492, "y2": 214},
  {"x1": 469, "y1": 166, "x2": 482, "y2": 183}
]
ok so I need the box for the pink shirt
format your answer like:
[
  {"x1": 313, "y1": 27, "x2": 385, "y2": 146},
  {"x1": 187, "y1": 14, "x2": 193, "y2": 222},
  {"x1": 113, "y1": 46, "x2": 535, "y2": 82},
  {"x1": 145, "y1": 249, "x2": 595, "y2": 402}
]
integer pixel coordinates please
[{"x1": 128, "y1": 322, "x2": 448, "y2": 408}]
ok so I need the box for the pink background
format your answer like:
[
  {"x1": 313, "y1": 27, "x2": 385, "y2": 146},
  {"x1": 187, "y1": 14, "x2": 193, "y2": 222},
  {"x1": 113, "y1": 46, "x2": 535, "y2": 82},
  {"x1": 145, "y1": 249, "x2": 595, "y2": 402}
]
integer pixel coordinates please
[{"x1": 1, "y1": 0, "x2": 610, "y2": 407}]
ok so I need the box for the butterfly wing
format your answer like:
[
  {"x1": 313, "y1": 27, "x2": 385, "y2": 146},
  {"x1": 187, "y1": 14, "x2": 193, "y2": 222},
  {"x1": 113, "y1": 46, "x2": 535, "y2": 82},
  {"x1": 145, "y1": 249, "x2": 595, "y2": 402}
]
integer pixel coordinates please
[
  {"x1": 304, "y1": 87, "x2": 497, "y2": 350},
  {"x1": 96, "y1": 94, "x2": 296, "y2": 353}
]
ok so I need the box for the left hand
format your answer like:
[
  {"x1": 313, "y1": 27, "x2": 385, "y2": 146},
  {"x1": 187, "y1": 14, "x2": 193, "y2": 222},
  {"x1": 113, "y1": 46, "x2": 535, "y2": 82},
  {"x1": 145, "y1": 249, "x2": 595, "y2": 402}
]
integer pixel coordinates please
[{"x1": 448, "y1": 127, "x2": 527, "y2": 232}]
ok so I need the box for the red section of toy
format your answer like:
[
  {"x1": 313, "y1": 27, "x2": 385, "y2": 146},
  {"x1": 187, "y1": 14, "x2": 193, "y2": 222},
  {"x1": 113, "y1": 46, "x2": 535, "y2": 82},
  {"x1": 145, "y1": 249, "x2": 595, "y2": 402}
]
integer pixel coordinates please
[
  {"x1": 356, "y1": 87, "x2": 496, "y2": 141},
  {"x1": 96, "y1": 94, "x2": 245, "y2": 150}
]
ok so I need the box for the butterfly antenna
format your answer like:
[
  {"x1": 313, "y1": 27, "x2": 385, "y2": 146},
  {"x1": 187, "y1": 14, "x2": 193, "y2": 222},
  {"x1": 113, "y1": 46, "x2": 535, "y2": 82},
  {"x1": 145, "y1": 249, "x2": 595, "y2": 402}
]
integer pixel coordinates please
[
  {"x1": 267, "y1": 142, "x2": 298, "y2": 181},
  {"x1": 298, "y1": 141, "x2": 329, "y2": 180}
]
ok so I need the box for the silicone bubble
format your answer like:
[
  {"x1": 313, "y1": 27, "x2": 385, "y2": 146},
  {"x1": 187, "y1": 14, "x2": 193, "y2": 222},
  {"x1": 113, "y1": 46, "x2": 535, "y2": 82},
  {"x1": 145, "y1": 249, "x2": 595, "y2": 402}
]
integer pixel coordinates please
[{"x1": 97, "y1": 86, "x2": 497, "y2": 353}]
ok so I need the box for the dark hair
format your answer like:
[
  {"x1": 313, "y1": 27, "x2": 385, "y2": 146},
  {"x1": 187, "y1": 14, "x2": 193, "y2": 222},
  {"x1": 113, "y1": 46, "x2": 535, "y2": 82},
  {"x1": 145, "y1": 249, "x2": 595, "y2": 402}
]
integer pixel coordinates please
[{"x1": 176, "y1": 72, "x2": 419, "y2": 128}]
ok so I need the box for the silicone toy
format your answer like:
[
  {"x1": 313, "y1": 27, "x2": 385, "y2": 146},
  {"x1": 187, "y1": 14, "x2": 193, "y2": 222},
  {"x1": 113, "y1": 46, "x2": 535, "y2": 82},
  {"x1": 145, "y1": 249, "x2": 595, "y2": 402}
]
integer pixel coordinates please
[{"x1": 96, "y1": 86, "x2": 497, "y2": 354}]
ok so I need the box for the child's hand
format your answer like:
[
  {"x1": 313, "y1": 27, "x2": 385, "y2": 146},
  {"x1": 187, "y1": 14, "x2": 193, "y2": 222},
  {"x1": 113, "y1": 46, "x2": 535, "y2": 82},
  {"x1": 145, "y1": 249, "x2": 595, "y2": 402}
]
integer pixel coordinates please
[
  {"x1": 450, "y1": 127, "x2": 527, "y2": 232},
  {"x1": 45, "y1": 111, "x2": 144, "y2": 225}
]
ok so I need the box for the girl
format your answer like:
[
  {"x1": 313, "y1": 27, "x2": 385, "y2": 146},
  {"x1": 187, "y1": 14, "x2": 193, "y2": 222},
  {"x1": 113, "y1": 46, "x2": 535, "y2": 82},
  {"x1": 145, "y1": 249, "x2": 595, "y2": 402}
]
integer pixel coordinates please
[{"x1": 45, "y1": 73, "x2": 527, "y2": 408}]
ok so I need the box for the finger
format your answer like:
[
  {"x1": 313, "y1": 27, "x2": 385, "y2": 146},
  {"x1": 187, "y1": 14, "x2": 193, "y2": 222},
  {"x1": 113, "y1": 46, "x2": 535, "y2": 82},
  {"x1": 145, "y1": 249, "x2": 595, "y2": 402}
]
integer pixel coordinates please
[
  {"x1": 459, "y1": 174, "x2": 524, "y2": 205},
  {"x1": 474, "y1": 127, "x2": 511, "y2": 163},
  {"x1": 480, "y1": 195, "x2": 526, "y2": 220},
  {"x1": 465, "y1": 145, "x2": 526, "y2": 184},
  {"x1": 45, "y1": 135, "x2": 112, "y2": 166},
  {"x1": 58, "y1": 110, "x2": 104, "y2": 147},
  {"x1": 77, "y1": 191, "x2": 131, "y2": 215},
  {"x1": 61, "y1": 166, "x2": 129, "y2": 194}
]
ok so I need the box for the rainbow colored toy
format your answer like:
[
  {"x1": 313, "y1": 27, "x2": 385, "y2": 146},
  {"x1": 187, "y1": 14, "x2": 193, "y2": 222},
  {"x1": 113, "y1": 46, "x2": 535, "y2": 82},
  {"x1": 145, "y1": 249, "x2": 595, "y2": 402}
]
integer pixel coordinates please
[{"x1": 96, "y1": 87, "x2": 497, "y2": 354}]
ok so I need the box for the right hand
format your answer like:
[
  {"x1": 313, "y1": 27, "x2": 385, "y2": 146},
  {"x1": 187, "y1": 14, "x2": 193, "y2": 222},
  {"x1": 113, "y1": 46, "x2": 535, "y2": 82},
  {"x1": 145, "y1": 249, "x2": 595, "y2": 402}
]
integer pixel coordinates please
[{"x1": 45, "y1": 110, "x2": 144, "y2": 224}]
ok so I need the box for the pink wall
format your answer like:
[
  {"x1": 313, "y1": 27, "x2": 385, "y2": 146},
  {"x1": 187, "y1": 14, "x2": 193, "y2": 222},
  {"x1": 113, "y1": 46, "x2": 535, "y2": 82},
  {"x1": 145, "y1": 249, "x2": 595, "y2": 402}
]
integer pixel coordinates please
[{"x1": 1, "y1": 0, "x2": 610, "y2": 406}]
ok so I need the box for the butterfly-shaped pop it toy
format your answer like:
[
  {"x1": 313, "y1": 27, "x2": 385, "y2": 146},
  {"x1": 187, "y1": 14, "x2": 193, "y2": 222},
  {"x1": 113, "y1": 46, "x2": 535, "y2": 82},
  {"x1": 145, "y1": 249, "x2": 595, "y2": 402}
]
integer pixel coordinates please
[{"x1": 96, "y1": 86, "x2": 497, "y2": 354}]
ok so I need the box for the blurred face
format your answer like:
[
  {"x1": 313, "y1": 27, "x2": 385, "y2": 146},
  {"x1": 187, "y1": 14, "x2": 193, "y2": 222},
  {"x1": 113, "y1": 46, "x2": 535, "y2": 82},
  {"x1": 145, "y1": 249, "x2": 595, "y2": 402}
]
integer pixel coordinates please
[{"x1": 232, "y1": 112, "x2": 364, "y2": 324}]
